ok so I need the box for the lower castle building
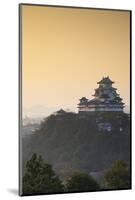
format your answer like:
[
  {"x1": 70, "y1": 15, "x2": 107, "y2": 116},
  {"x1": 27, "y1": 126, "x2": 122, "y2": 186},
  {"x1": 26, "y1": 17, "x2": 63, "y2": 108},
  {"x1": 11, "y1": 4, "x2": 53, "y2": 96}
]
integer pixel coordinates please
[{"x1": 78, "y1": 76, "x2": 124, "y2": 113}]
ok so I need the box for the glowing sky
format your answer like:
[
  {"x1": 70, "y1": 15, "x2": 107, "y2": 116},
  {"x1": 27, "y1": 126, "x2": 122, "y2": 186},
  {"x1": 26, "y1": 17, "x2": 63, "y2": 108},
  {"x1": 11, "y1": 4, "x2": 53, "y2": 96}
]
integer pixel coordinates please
[{"x1": 21, "y1": 5, "x2": 130, "y2": 114}]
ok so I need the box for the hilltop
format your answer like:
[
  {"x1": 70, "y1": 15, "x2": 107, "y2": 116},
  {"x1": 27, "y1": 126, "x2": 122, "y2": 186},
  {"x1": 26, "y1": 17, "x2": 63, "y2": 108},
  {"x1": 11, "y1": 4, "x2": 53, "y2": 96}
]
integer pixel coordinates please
[{"x1": 22, "y1": 111, "x2": 130, "y2": 177}]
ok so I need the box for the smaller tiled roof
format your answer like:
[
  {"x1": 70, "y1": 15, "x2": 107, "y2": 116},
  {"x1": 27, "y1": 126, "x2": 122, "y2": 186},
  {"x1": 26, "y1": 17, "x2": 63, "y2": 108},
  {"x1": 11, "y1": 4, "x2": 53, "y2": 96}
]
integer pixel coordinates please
[
  {"x1": 109, "y1": 100, "x2": 124, "y2": 105},
  {"x1": 79, "y1": 97, "x2": 88, "y2": 101},
  {"x1": 56, "y1": 109, "x2": 66, "y2": 114},
  {"x1": 88, "y1": 98, "x2": 101, "y2": 105},
  {"x1": 87, "y1": 98, "x2": 124, "y2": 106},
  {"x1": 78, "y1": 97, "x2": 88, "y2": 105},
  {"x1": 100, "y1": 94, "x2": 110, "y2": 98},
  {"x1": 97, "y1": 76, "x2": 114, "y2": 84},
  {"x1": 95, "y1": 86, "x2": 117, "y2": 91}
]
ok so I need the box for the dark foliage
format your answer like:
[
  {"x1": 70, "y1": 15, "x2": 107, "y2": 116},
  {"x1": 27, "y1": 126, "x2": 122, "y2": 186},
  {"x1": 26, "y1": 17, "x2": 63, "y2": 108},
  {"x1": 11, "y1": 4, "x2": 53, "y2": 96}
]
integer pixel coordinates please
[
  {"x1": 66, "y1": 172, "x2": 100, "y2": 192},
  {"x1": 22, "y1": 112, "x2": 130, "y2": 177},
  {"x1": 23, "y1": 153, "x2": 64, "y2": 195},
  {"x1": 104, "y1": 160, "x2": 131, "y2": 189}
]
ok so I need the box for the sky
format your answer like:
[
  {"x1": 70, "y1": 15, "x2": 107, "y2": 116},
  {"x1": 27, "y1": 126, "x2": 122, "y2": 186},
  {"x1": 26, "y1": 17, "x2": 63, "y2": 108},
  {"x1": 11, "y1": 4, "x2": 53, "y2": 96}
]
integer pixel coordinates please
[{"x1": 21, "y1": 5, "x2": 130, "y2": 116}]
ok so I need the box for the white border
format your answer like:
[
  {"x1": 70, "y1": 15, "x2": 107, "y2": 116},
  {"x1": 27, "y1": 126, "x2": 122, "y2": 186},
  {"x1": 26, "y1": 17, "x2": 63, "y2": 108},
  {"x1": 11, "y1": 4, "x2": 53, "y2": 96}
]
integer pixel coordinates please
[{"x1": 0, "y1": 0, "x2": 134, "y2": 199}]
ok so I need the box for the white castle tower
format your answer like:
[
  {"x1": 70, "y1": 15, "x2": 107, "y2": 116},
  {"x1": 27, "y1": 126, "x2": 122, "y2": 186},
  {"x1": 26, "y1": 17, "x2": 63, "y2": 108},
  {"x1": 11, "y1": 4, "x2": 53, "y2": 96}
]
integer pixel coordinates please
[{"x1": 78, "y1": 76, "x2": 124, "y2": 113}]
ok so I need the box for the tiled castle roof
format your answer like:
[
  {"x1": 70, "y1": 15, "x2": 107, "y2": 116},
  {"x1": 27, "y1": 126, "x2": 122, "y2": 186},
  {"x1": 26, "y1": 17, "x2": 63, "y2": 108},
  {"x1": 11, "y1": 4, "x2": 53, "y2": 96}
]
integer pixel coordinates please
[
  {"x1": 78, "y1": 76, "x2": 124, "y2": 109},
  {"x1": 97, "y1": 76, "x2": 114, "y2": 84}
]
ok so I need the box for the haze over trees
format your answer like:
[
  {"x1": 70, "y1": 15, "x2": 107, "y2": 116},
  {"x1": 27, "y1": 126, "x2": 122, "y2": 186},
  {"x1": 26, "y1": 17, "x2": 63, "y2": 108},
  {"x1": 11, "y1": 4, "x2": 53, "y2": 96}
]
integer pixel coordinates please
[
  {"x1": 23, "y1": 153, "x2": 64, "y2": 195},
  {"x1": 22, "y1": 111, "x2": 131, "y2": 194},
  {"x1": 22, "y1": 111, "x2": 130, "y2": 174},
  {"x1": 22, "y1": 154, "x2": 131, "y2": 195},
  {"x1": 23, "y1": 154, "x2": 100, "y2": 194}
]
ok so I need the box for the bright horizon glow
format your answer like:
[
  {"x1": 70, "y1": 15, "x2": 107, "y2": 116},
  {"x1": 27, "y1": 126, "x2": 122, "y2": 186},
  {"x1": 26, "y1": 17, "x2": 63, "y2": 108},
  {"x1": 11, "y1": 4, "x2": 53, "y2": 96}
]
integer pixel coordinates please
[{"x1": 22, "y1": 5, "x2": 130, "y2": 117}]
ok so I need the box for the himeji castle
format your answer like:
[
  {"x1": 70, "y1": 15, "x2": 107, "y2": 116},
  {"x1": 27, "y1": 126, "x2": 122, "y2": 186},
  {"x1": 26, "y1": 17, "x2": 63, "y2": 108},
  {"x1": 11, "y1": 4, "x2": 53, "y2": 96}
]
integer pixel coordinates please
[{"x1": 78, "y1": 76, "x2": 124, "y2": 113}]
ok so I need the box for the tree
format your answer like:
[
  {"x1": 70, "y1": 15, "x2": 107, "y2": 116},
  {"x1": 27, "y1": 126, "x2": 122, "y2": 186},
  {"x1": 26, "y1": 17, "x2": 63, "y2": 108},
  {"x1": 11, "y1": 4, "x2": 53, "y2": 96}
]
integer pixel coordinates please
[
  {"x1": 66, "y1": 172, "x2": 100, "y2": 192},
  {"x1": 104, "y1": 160, "x2": 131, "y2": 189},
  {"x1": 23, "y1": 153, "x2": 64, "y2": 195}
]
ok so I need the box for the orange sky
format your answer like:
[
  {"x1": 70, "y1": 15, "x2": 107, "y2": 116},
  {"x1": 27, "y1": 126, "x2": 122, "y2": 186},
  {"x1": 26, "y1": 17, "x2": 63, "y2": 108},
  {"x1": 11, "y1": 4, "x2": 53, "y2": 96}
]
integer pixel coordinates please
[{"x1": 21, "y1": 5, "x2": 130, "y2": 114}]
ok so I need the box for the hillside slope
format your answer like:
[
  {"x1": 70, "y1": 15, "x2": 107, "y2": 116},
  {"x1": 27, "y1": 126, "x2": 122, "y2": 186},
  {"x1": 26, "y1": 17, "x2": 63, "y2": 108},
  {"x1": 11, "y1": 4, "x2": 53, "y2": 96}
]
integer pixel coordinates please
[{"x1": 22, "y1": 112, "x2": 130, "y2": 175}]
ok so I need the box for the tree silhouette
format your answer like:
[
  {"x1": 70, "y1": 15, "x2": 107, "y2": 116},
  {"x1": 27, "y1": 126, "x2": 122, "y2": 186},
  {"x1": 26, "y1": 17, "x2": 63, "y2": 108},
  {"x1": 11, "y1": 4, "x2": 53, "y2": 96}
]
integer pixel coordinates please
[
  {"x1": 104, "y1": 160, "x2": 131, "y2": 189},
  {"x1": 23, "y1": 153, "x2": 64, "y2": 195},
  {"x1": 66, "y1": 172, "x2": 100, "y2": 192}
]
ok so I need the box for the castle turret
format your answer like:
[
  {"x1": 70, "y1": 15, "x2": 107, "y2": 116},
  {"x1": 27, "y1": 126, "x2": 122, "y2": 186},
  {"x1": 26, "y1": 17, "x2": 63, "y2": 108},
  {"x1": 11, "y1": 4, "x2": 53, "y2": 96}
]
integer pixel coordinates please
[{"x1": 78, "y1": 76, "x2": 124, "y2": 113}]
